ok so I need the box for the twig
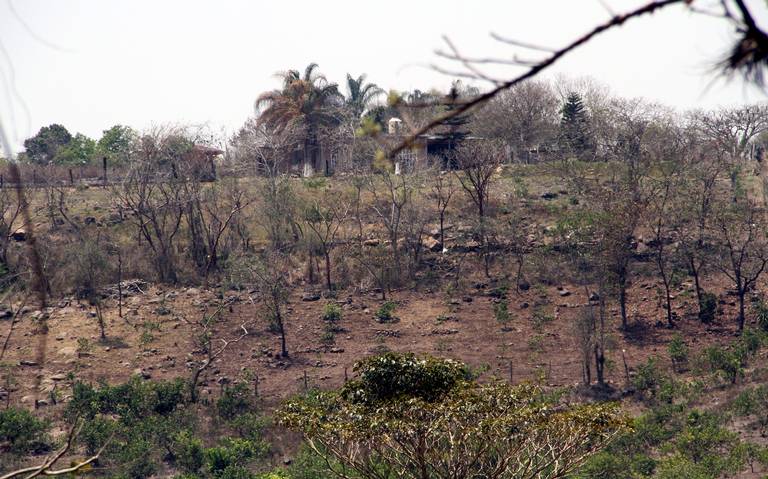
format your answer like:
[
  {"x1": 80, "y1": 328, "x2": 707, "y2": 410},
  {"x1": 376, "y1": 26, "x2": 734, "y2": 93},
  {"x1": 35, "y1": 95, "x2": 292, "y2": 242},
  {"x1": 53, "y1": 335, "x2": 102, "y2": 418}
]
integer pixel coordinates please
[{"x1": 389, "y1": 0, "x2": 686, "y2": 159}]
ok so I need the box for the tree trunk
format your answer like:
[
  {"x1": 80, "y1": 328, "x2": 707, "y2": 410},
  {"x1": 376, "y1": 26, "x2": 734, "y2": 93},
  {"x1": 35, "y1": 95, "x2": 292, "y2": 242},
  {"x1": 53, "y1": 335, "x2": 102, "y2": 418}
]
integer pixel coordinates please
[
  {"x1": 738, "y1": 288, "x2": 747, "y2": 332},
  {"x1": 324, "y1": 250, "x2": 332, "y2": 291},
  {"x1": 619, "y1": 282, "x2": 628, "y2": 329}
]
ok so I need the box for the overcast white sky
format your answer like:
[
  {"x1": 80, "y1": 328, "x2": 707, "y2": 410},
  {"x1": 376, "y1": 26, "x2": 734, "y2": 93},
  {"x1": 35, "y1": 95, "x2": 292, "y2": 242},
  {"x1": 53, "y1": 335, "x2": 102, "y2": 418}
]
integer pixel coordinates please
[{"x1": 0, "y1": 0, "x2": 767, "y2": 151}]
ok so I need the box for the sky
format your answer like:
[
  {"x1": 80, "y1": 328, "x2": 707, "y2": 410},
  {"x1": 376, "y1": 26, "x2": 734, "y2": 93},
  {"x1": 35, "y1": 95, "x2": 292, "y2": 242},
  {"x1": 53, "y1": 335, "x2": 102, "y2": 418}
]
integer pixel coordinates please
[{"x1": 0, "y1": 0, "x2": 767, "y2": 152}]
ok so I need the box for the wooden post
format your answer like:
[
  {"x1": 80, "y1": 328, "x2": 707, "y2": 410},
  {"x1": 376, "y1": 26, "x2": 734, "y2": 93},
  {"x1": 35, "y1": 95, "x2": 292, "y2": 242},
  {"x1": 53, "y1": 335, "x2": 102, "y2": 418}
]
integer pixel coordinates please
[
  {"x1": 303, "y1": 370, "x2": 308, "y2": 390},
  {"x1": 69, "y1": 169, "x2": 74, "y2": 185},
  {"x1": 344, "y1": 367, "x2": 348, "y2": 382},
  {"x1": 509, "y1": 360, "x2": 514, "y2": 384},
  {"x1": 1, "y1": 174, "x2": 4, "y2": 188},
  {"x1": 102, "y1": 157, "x2": 107, "y2": 187},
  {"x1": 32, "y1": 170, "x2": 37, "y2": 185}
]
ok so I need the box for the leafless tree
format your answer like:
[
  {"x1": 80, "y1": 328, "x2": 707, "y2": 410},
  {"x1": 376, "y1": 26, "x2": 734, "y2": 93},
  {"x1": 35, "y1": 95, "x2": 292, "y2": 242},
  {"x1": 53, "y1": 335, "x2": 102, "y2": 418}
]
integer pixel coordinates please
[
  {"x1": 711, "y1": 197, "x2": 768, "y2": 332},
  {"x1": 429, "y1": 170, "x2": 455, "y2": 250},
  {"x1": 452, "y1": 141, "x2": 504, "y2": 277},
  {"x1": 303, "y1": 189, "x2": 351, "y2": 290}
]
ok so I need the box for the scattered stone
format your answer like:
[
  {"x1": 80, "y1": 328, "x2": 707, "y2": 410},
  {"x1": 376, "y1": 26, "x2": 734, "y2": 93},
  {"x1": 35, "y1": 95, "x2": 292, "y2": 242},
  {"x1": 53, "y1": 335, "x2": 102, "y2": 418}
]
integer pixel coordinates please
[
  {"x1": 431, "y1": 328, "x2": 459, "y2": 335},
  {"x1": 329, "y1": 347, "x2": 344, "y2": 353},
  {"x1": 302, "y1": 292, "x2": 321, "y2": 302},
  {"x1": 558, "y1": 289, "x2": 571, "y2": 297},
  {"x1": 19, "y1": 359, "x2": 38, "y2": 366}
]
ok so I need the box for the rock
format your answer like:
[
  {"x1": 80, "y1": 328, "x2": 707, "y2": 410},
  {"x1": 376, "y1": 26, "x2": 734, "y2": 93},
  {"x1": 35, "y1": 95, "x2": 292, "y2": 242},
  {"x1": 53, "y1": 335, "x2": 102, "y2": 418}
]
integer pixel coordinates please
[
  {"x1": 50, "y1": 373, "x2": 67, "y2": 381},
  {"x1": 11, "y1": 229, "x2": 26, "y2": 242},
  {"x1": 84, "y1": 216, "x2": 97, "y2": 225},
  {"x1": 462, "y1": 296, "x2": 473, "y2": 303},
  {"x1": 19, "y1": 359, "x2": 38, "y2": 366},
  {"x1": 541, "y1": 192, "x2": 558, "y2": 200},
  {"x1": 0, "y1": 307, "x2": 12, "y2": 319},
  {"x1": 517, "y1": 280, "x2": 530, "y2": 291},
  {"x1": 558, "y1": 289, "x2": 571, "y2": 297},
  {"x1": 422, "y1": 236, "x2": 442, "y2": 252},
  {"x1": 59, "y1": 346, "x2": 77, "y2": 356},
  {"x1": 520, "y1": 302, "x2": 529, "y2": 309},
  {"x1": 589, "y1": 292, "x2": 600, "y2": 302},
  {"x1": 302, "y1": 292, "x2": 321, "y2": 302},
  {"x1": 363, "y1": 238, "x2": 380, "y2": 247},
  {"x1": 329, "y1": 347, "x2": 345, "y2": 353}
]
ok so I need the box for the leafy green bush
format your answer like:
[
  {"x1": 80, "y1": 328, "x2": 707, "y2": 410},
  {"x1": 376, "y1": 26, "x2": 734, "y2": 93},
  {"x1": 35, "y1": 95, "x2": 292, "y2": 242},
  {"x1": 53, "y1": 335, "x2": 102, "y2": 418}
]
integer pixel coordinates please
[
  {"x1": 217, "y1": 383, "x2": 253, "y2": 421},
  {"x1": 705, "y1": 345, "x2": 745, "y2": 384},
  {"x1": 668, "y1": 334, "x2": 688, "y2": 372},
  {"x1": 754, "y1": 298, "x2": 768, "y2": 332},
  {"x1": 229, "y1": 413, "x2": 268, "y2": 446},
  {"x1": 493, "y1": 301, "x2": 510, "y2": 325},
  {"x1": 633, "y1": 358, "x2": 663, "y2": 398},
  {"x1": 698, "y1": 292, "x2": 717, "y2": 323},
  {"x1": 0, "y1": 407, "x2": 51, "y2": 454},
  {"x1": 321, "y1": 303, "x2": 342, "y2": 323},
  {"x1": 67, "y1": 376, "x2": 188, "y2": 421},
  {"x1": 172, "y1": 430, "x2": 205, "y2": 474},
  {"x1": 374, "y1": 301, "x2": 397, "y2": 323},
  {"x1": 205, "y1": 438, "x2": 263, "y2": 475},
  {"x1": 341, "y1": 352, "x2": 471, "y2": 405}
]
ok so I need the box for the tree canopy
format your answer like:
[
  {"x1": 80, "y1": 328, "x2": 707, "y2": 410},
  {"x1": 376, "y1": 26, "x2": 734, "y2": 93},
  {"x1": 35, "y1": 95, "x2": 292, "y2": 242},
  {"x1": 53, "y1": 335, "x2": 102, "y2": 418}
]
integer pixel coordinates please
[{"x1": 280, "y1": 352, "x2": 628, "y2": 479}]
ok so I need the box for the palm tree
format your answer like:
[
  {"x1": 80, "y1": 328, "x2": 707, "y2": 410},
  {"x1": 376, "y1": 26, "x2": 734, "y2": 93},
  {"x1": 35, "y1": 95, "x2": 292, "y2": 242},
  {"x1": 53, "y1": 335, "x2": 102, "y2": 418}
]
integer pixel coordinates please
[
  {"x1": 256, "y1": 63, "x2": 343, "y2": 176},
  {"x1": 344, "y1": 74, "x2": 384, "y2": 118}
]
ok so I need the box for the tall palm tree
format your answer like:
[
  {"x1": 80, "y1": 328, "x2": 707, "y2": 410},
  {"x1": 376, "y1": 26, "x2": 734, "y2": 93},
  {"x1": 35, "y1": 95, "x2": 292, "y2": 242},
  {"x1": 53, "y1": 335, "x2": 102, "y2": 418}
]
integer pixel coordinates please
[
  {"x1": 344, "y1": 74, "x2": 384, "y2": 119},
  {"x1": 256, "y1": 63, "x2": 343, "y2": 176}
]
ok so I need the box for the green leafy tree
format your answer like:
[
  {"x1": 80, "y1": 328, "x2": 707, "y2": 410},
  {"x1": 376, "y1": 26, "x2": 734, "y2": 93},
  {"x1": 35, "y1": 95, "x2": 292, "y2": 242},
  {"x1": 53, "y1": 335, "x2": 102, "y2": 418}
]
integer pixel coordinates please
[
  {"x1": 55, "y1": 132, "x2": 96, "y2": 165},
  {"x1": 280, "y1": 352, "x2": 628, "y2": 479},
  {"x1": 22, "y1": 123, "x2": 72, "y2": 164},
  {"x1": 97, "y1": 124, "x2": 137, "y2": 165}
]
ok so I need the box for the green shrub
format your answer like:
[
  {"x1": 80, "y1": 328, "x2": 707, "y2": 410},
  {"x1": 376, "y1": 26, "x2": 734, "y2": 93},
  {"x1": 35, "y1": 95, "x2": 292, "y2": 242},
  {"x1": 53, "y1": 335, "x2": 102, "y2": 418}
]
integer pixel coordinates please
[
  {"x1": 341, "y1": 352, "x2": 470, "y2": 405},
  {"x1": 668, "y1": 334, "x2": 688, "y2": 372},
  {"x1": 322, "y1": 303, "x2": 342, "y2": 323},
  {"x1": 494, "y1": 301, "x2": 510, "y2": 325},
  {"x1": 0, "y1": 407, "x2": 50, "y2": 453},
  {"x1": 229, "y1": 413, "x2": 268, "y2": 443},
  {"x1": 205, "y1": 438, "x2": 263, "y2": 475},
  {"x1": 172, "y1": 430, "x2": 205, "y2": 474},
  {"x1": 698, "y1": 292, "x2": 717, "y2": 323},
  {"x1": 78, "y1": 415, "x2": 116, "y2": 455},
  {"x1": 374, "y1": 301, "x2": 397, "y2": 323},
  {"x1": 705, "y1": 345, "x2": 745, "y2": 384},
  {"x1": 754, "y1": 298, "x2": 768, "y2": 332},
  {"x1": 633, "y1": 358, "x2": 663, "y2": 398},
  {"x1": 217, "y1": 383, "x2": 253, "y2": 420}
]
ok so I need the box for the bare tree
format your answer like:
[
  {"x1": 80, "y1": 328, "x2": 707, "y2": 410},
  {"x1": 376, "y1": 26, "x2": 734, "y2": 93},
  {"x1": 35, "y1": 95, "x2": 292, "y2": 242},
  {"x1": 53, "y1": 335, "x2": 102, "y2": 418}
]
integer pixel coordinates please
[
  {"x1": 429, "y1": 170, "x2": 455, "y2": 250},
  {"x1": 303, "y1": 189, "x2": 351, "y2": 290},
  {"x1": 115, "y1": 128, "x2": 188, "y2": 283},
  {"x1": 711, "y1": 197, "x2": 768, "y2": 332},
  {"x1": 452, "y1": 141, "x2": 504, "y2": 277}
]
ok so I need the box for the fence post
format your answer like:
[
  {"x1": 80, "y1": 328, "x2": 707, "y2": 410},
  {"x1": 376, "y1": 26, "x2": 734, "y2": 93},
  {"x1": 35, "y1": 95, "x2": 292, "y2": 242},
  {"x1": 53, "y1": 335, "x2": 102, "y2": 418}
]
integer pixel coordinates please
[
  {"x1": 69, "y1": 169, "x2": 74, "y2": 185},
  {"x1": 102, "y1": 157, "x2": 107, "y2": 187}
]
